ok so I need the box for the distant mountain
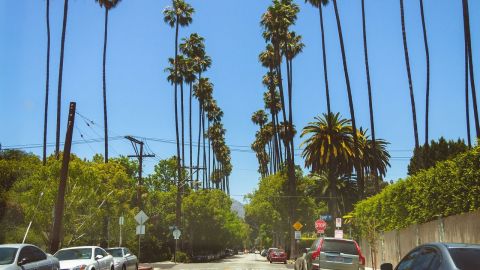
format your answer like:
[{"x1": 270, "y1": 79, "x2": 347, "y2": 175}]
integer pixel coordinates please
[{"x1": 231, "y1": 199, "x2": 245, "y2": 219}]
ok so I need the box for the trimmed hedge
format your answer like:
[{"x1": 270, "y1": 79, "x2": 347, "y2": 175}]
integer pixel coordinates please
[{"x1": 353, "y1": 146, "x2": 480, "y2": 232}]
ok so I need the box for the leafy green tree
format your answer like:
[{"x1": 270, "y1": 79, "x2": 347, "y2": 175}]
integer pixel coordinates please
[{"x1": 408, "y1": 137, "x2": 468, "y2": 175}]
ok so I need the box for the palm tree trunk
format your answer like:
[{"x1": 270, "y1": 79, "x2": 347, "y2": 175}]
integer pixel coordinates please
[
  {"x1": 207, "y1": 120, "x2": 211, "y2": 184},
  {"x1": 174, "y1": 17, "x2": 182, "y2": 227},
  {"x1": 102, "y1": 8, "x2": 109, "y2": 163},
  {"x1": 419, "y1": 0, "x2": 430, "y2": 147},
  {"x1": 189, "y1": 83, "x2": 193, "y2": 188},
  {"x1": 361, "y1": 0, "x2": 378, "y2": 193},
  {"x1": 400, "y1": 0, "x2": 420, "y2": 149},
  {"x1": 465, "y1": 29, "x2": 472, "y2": 148},
  {"x1": 462, "y1": 0, "x2": 480, "y2": 138},
  {"x1": 55, "y1": 0, "x2": 70, "y2": 159},
  {"x1": 43, "y1": 0, "x2": 51, "y2": 166},
  {"x1": 181, "y1": 82, "x2": 185, "y2": 169},
  {"x1": 196, "y1": 104, "x2": 202, "y2": 185},
  {"x1": 318, "y1": 4, "x2": 331, "y2": 115},
  {"x1": 202, "y1": 113, "x2": 207, "y2": 188},
  {"x1": 332, "y1": 0, "x2": 363, "y2": 198}
]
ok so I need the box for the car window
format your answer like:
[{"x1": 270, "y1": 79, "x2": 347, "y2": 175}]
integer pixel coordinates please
[
  {"x1": 106, "y1": 249, "x2": 123, "y2": 258},
  {"x1": 100, "y1": 249, "x2": 108, "y2": 257},
  {"x1": 321, "y1": 239, "x2": 358, "y2": 255},
  {"x1": 31, "y1": 246, "x2": 47, "y2": 262},
  {"x1": 448, "y1": 247, "x2": 480, "y2": 270},
  {"x1": 397, "y1": 248, "x2": 421, "y2": 270},
  {"x1": 310, "y1": 239, "x2": 319, "y2": 250},
  {"x1": 411, "y1": 247, "x2": 440, "y2": 270},
  {"x1": 0, "y1": 248, "x2": 18, "y2": 265},
  {"x1": 95, "y1": 248, "x2": 103, "y2": 258},
  {"x1": 18, "y1": 246, "x2": 36, "y2": 264},
  {"x1": 124, "y1": 249, "x2": 131, "y2": 256},
  {"x1": 55, "y1": 248, "x2": 93, "y2": 260}
]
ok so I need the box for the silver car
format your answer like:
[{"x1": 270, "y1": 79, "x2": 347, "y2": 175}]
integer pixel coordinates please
[
  {"x1": 105, "y1": 248, "x2": 137, "y2": 270},
  {"x1": 299, "y1": 237, "x2": 365, "y2": 270},
  {"x1": 54, "y1": 246, "x2": 114, "y2": 270},
  {"x1": 0, "y1": 244, "x2": 60, "y2": 270}
]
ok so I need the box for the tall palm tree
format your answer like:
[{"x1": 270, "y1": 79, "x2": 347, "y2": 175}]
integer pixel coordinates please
[
  {"x1": 301, "y1": 112, "x2": 355, "y2": 218},
  {"x1": 251, "y1": 110, "x2": 268, "y2": 128},
  {"x1": 96, "y1": 0, "x2": 121, "y2": 163},
  {"x1": 43, "y1": 0, "x2": 51, "y2": 166},
  {"x1": 163, "y1": 0, "x2": 194, "y2": 227},
  {"x1": 331, "y1": 0, "x2": 364, "y2": 197},
  {"x1": 418, "y1": 0, "x2": 430, "y2": 146},
  {"x1": 55, "y1": 0, "x2": 70, "y2": 159},
  {"x1": 305, "y1": 0, "x2": 331, "y2": 114},
  {"x1": 462, "y1": 0, "x2": 480, "y2": 139},
  {"x1": 400, "y1": 0, "x2": 420, "y2": 149},
  {"x1": 464, "y1": 20, "x2": 471, "y2": 148}
]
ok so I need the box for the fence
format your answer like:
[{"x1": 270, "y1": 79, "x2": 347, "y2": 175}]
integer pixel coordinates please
[{"x1": 359, "y1": 209, "x2": 480, "y2": 268}]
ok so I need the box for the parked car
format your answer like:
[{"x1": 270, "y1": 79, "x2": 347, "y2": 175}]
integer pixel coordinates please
[
  {"x1": 54, "y1": 246, "x2": 114, "y2": 270},
  {"x1": 269, "y1": 249, "x2": 287, "y2": 264},
  {"x1": 380, "y1": 243, "x2": 480, "y2": 270},
  {"x1": 296, "y1": 237, "x2": 365, "y2": 270},
  {"x1": 105, "y1": 248, "x2": 137, "y2": 270},
  {"x1": 0, "y1": 244, "x2": 60, "y2": 270},
  {"x1": 260, "y1": 249, "x2": 268, "y2": 257},
  {"x1": 266, "y1": 248, "x2": 278, "y2": 262}
]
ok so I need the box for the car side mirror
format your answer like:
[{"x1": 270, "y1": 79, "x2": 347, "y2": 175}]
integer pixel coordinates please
[
  {"x1": 95, "y1": 255, "x2": 104, "y2": 260},
  {"x1": 380, "y1": 263, "x2": 393, "y2": 270},
  {"x1": 17, "y1": 257, "x2": 29, "y2": 266}
]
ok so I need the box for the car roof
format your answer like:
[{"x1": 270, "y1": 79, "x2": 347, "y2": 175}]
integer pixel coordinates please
[
  {"x1": 426, "y1": 242, "x2": 480, "y2": 249},
  {"x1": 57, "y1": 246, "x2": 98, "y2": 250},
  {"x1": 322, "y1": 237, "x2": 355, "y2": 242},
  {"x1": 106, "y1": 247, "x2": 124, "y2": 249},
  {"x1": 0, "y1": 244, "x2": 32, "y2": 249}
]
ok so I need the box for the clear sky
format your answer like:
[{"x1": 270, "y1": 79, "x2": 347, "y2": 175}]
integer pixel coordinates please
[{"x1": 1, "y1": 0, "x2": 479, "y2": 202}]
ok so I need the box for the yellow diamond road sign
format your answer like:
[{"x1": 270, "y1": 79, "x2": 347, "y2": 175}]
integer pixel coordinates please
[{"x1": 293, "y1": 221, "x2": 303, "y2": 231}]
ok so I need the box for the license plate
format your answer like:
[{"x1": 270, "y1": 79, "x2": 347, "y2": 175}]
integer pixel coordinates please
[{"x1": 327, "y1": 255, "x2": 343, "y2": 262}]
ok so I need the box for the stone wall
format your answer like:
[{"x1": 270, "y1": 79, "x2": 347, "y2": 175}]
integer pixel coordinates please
[{"x1": 360, "y1": 209, "x2": 480, "y2": 268}]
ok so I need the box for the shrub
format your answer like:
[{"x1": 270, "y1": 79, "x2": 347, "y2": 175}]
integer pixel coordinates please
[
  {"x1": 171, "y1": 251, "x2": 189, "y2": 263},
  {"x1": 352, "y1": 146, "x2": 480, "y2": 233}
]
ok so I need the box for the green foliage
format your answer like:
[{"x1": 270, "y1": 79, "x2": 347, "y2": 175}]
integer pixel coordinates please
[
  {"x1": 245, "y1": 169, "x2": 326, "y2": 248},
  {"x1": 1, "y1": 151, "x2": 246, "y2": 263},
  {"x1": 172, "y1": 251, "x2": 189, "y2": 263},
  {"x1": 352, "y1": 146, "x2": 480, "y2": 234},
  {"x1": 408, "y1": 137, "x2": 468, "y2": 175}
]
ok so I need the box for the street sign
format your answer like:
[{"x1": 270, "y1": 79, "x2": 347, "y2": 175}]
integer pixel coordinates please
[
  {"x1": 173, "y1": 228, "x2": 181, "y2": 240},
  {"x1": 336, "y1": 218, "x2": 342, "y2": 228},
  {"x1": 294, "y1": 231, "x2": 301, "y2": 240},
  {"x1": 315, "y1": 219, "x2": 327, "y2": 234},
  {"x1": 335, "y1": 229, "x2": 343, "y2": 239},
  {"x1": 119, "y1": 216, "x2": 124, "y2": 225},
  {"x1": 320, "y1": 215, "x2": 332, "y2": 221},
  {"x1": 293, "y1": 221, "x2": 303, "y2": 231},
  {"x1": 135, "y1": 210, "x2": 149, "y2": 224},
  {"x1": 136, "y1": 225, "x2": 145, "y2": 235}
]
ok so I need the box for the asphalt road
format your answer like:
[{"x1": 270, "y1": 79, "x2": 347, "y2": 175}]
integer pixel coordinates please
[{"x1": 150, "y1": 253, "x2": 294, "y2": 270}]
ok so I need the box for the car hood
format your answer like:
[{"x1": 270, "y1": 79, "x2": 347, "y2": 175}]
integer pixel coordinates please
[
  {"x1": 59, "y1": 259, "x2": 94, "y2": 269},
  {"x1": 0, "y1": 264, "x2": 19, "y2": 270}
]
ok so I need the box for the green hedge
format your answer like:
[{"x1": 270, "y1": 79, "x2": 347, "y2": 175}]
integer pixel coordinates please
[{"x1": 353, "y1": 146, "x2": 480, "y2": 232}]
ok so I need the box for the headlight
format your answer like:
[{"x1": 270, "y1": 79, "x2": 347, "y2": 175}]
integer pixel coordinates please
[{"x1": 73, "y1": 265, "x2": 87, "y2": 270}]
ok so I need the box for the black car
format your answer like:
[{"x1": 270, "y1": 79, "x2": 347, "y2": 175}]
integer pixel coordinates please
[{"x1": 381, "y1": 243, "x2": 480, "y2": 270}]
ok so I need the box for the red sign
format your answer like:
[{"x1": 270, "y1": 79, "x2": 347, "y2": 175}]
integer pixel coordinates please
[{"x1": 315, "y1": 219, "x2": 327, "y2": 233}]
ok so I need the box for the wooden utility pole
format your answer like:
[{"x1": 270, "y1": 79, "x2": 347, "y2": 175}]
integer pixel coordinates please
[
  {"x1": 125, "y1": 136, "x2": 155, "y2": 209},
  {"x1": 50, "y1": 102, "x2": 76, "y2": 253}
]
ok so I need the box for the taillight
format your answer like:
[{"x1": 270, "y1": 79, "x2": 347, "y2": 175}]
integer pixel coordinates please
[
  {"x1": 354, "y1": 241, "x2": 365, "y2": 266},
  {"x1": 312, "y1": 239, "x2": 323, "y2": 260}
]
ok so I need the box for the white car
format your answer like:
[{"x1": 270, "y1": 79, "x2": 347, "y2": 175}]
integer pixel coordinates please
[
  {"x1": 105, "y1": 248, "x2": 137, "y2": 270},
  {"x1": 54, "y1": 246, "x2": 113, "y2": 270},
  {"x1": 0, "y1": 244, "x2": 59, "y2": 270}
]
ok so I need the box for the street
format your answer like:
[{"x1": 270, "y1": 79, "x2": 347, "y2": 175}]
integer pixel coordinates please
[{"x1": 149, "y1": 253, "x2": 294, "y2": 270}]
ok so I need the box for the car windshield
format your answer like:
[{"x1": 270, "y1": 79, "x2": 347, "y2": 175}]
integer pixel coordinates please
[
  {"x1": 449, "y1": 248, "x2": 480, "y2": 270},
  {"x1": 322, "y1": 240, "x2": 358, "y2": 255},
  {"x1": 0, "y1": 248, "x2": 18, "y2": 265},
  {"x1": 55, "y1": 248, "x2": 92, "y2": 261},
  {"x1": 106, "y1": 249, "x2": 123, "y2": 258}
]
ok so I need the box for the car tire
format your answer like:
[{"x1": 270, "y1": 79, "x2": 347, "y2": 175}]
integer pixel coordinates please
[
  {"x1": 135, "y1": 264, "x2": 138, "y2": 270},
  {"x1": 122, "y1": 265, "x2": 126, "y2": 270},
  {"x1": 269, "y1": 260, "x2": 272, "y2": 264}
]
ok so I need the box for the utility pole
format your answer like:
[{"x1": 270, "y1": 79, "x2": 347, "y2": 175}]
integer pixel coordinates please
[
  {"x1": 50, "y1": 102, "x2": 76, "y2": 253},
  {"x1": 125, "y1": 136, "x2": 155, "y2": 209}
]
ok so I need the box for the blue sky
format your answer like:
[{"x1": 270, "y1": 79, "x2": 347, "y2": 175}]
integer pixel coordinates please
[{"x1": 1, "y1": 0, "x2": 479, "y2": 202}]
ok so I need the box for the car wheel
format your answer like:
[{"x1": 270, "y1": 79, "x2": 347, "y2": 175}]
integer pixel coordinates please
[
  {"x1": 135, "y1": 264, "x2": 138, "y2": 270},
  {"x1": 122, "y1": 265, "x2": 126, "y2": 270},
  {"x1": 269, "y1": 260, "x2": 272, "y2": 264}
]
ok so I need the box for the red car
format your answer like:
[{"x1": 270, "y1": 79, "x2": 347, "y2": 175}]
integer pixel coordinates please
[{"x1": 269, "y1": 248, "x2": 287, "y2": 264}]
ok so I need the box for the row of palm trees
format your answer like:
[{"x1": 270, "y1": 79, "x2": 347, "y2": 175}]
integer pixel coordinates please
[{"x1": 42, "y1": 0, "x2": 120, "y2": 166}]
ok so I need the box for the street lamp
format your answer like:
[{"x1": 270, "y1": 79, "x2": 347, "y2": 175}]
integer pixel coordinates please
[{"x1": 22, "y1": 192, "x2": 44, "y2": 243}]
